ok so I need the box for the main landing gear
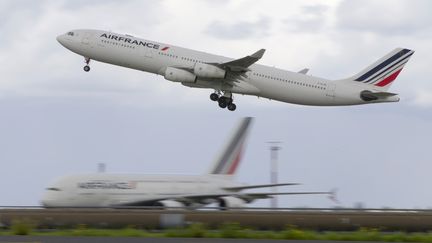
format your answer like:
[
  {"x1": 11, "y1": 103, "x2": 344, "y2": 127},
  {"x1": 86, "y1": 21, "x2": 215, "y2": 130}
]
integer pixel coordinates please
[
  {"x1": 83, "y1": 57, "x2": 91, "y2": 72},
  {"x1": 210, "y1": 91, "x2": 237, "y2": 111}
]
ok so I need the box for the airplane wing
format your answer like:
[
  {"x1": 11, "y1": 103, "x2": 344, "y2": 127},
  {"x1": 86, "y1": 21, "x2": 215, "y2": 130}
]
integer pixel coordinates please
[
  {"x1": 114, "y1": 190, "x2": 331, "y2": 207},
  {"x1": 221, "y1": 49, "x2": 265, "y2": 71},
  {"x1": 222, "y1": 183, "x2": 301, "y2": 191},
  {"x1": 237, "y1": 191, "x2": 332, "y2": 200},
  {"x1": 211, "y1": 49, "x2": 266, "y2": 72}
]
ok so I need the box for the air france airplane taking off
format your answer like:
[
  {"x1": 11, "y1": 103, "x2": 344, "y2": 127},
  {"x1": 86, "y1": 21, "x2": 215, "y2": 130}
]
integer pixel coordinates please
[
  {"x1": 42, "y1": 118, "x2": 332, "y2": 209},
  {"x1": 57, "y1": 29, "x2": 414, "y2": 111}
]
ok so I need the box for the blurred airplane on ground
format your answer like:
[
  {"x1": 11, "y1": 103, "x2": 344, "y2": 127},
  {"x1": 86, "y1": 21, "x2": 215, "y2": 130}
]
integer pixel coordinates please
[{"x1": 42, "y1": 118, "x2": 332, "y2": 209}]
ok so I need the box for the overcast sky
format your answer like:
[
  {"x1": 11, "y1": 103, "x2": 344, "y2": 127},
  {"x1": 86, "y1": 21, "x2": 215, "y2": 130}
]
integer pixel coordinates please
[{"x1": 1, "y1": 0, "x2": 431, "y2": 208}]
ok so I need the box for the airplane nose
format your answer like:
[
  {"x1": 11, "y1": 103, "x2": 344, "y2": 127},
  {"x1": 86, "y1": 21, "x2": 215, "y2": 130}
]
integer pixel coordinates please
[
  {"x1": 40, "y1": 198, "x2": 50, "y2": 207},
  {"x1": 56, "y1": 35, "x2": 65, "y2": 45},
  {"x1": 41, "y1": 194, "x2": 55, "y2": 208}
]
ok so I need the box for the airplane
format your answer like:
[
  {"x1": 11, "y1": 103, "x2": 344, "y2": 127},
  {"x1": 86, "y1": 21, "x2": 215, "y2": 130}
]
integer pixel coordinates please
[
  {"x1": 57, "y1": 29, "x2": 414, "y2": 111},
  {"x1": 41, "y1": 117, "x2": 332, "y2": 209}
]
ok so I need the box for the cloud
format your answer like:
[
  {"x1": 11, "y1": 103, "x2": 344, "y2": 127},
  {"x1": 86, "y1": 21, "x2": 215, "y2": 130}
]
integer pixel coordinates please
[
  {"x1": 283, "y1": 4, "x2": 330, "y2": 33},
  {"x1": 412, "y1": 90, "x2": 432, "y2": 107},
  {"x1": 335, "y1": 0, "x2": 432, "y2": 36},
  {"x1": 205, "y1": 17, "x2": 271, "y2": 40}
]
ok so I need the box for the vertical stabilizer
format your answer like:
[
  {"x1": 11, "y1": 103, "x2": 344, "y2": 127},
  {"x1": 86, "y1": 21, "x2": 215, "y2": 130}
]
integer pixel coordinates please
[
  {"x1": 208, "y1": 117, "x2": 253, "y2": 177},
  {"x1": 343, "y1": 48, "x2": 414, "y2": 91}
]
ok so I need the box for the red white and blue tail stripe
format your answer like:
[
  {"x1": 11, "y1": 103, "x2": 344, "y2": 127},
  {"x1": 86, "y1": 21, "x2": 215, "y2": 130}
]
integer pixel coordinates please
[
  {"x1": 209, "y1": 117, "x2": 252, "y2": 176},
  {"x1": 351, "y1": 48, "x2": 414, "y2": 90}
]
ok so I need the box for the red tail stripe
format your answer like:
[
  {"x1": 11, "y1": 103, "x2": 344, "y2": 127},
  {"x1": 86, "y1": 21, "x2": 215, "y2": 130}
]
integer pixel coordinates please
[
  {"x1": 375, "y1": 69, "x2": 402, "y2": 87},
  {"x1": 227, "y1": 147, "x2": 243, "y2": 175}
]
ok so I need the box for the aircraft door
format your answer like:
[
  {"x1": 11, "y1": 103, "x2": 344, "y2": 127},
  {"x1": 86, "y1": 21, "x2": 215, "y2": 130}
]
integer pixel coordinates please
[
  {"x1": 325, "y1": 83, "x2": 336, "y2": 99},
  {"x1": 81, "y1": 32, "x2": 94, "y2": 48},
  {"x1": 140, "y1": 47, "x2": 153, "y2": 58}
]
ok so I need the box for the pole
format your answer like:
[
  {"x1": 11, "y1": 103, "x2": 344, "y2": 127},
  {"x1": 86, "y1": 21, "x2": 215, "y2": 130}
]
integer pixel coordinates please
[{"x1": 268, "y1": 142, "x2": 281, "y2": 208}]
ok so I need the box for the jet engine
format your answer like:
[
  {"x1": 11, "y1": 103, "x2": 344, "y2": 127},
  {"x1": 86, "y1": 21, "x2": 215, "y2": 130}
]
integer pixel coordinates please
[
  {"x1": 154, "y1": 200, "x2": 185, "y2": 209},
  {"x1": 193, "y1": 63, "x2": 226, "y2": 79},
  {"x1": 217, "y1": 196, "x2": 246, "y2": 209},
  {"x1": 164, "y1": 67, "x2": 197, "y2": 83}
]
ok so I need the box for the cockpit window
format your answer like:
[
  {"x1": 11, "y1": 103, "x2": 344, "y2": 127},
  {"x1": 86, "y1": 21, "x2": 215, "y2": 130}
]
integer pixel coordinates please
[
  {"x1": 46, "y1": 187, "x2": 61, "y2": 191},
  {"x1": 67, "y1": 31, "x2": 74, "y2": 36}
]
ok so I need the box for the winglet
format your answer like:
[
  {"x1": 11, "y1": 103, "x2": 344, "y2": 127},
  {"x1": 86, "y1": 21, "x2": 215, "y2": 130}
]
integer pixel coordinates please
[
  {"x1": 251, "y1": 49, "x2": 266, "y2": 59},
  {"x1": 328, "y1": 188, "x2": 340, "y2": 204},
  {"x1": 298, "y1": 68, "x2": 309, "y2": 74}
]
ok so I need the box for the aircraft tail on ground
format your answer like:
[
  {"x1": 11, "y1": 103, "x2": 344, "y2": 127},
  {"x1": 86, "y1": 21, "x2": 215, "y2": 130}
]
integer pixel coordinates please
[
  {"x1": 208, "y1": 117, "x2": 253, "y2": 177},
  {"x1": 343, "y1": 48, "x2": 414, "y2": 91}
]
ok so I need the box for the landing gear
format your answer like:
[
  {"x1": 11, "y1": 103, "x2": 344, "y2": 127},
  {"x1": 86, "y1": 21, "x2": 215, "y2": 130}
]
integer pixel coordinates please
[
  {"x1": 211, "y1": 91, "x2": 237, "y2": 111},
  {"x1": 83, "y1": 57, "x2": 91, "y2": 72},
  {"x1": 218, "y1": 97, "x2": 228, "y2": 108},
  {"x1": 227, "y1": 103, "x2": 236, "y2": 111},
  {"x1": 210, "y1": 93, "x2": 219, "y2": 101}
]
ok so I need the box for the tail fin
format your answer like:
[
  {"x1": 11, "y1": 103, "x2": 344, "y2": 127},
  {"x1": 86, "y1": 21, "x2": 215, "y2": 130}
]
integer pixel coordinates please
[
  {"x1": 208, "y1": 117, "x2": 253, "y2": 177},
  {"x1": 346, "y1": 48, "x2": 414, "y2": 90}
]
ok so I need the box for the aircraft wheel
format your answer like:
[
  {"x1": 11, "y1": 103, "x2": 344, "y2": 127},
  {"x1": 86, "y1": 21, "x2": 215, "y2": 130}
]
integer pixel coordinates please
[
  {"x1": 218, "y1": 98, "x2": 227, "y2": 108},
  {"x1": 210, "y1": 93, "x2": 219, "y2": 101},
  {"x1": 83, "y1": 65, "x2": 90, "y2": 72},
  {"x1": 227, "y1": 103, "x2": 236, "y2": 111}
]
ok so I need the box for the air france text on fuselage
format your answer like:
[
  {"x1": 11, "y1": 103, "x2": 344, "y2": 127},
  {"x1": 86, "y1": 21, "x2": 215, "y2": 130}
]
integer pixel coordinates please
[
  {"x1": 78, "y1": 181, "x2": 136, "y2": 190},
  {"x1": 100, "y1": 33, "x2": 160, "y2": 49}
]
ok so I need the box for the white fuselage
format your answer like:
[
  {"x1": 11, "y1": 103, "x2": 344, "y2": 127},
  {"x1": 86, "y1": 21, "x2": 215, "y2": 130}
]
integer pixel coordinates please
[
  {"x1": 42, "y1": 174, "x2": 243, "y2": 207},
  {"x1": 57, "y1": 29, "x2": 399, "y2": 106}
]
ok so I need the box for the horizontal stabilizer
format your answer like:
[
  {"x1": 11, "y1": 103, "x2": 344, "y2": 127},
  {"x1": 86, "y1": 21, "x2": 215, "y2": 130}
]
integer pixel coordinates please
[
  {"x1": 298, "y1": 68, "x2": 309, "y2": 74},
  {"x1": 223, "y1": 183, "x2": 301, "y2": 191},
  {"x1": 360, "y1": 90, "x2": 398, "y2": 101}
]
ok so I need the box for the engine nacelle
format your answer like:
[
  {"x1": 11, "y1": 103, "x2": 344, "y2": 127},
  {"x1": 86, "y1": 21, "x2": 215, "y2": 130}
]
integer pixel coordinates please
[
  {"x1": 154, "y1": 200, "x2": 185, "y2": 209},
  {"x1": 218, "y1": 196, "x2": 246, "y2": 209},
  {"x1": 164, "y1": 67, "x2": 197, "y2": 83},
  {"x1": 193, "y1": 63, "x2": 226, "y2": 79}
]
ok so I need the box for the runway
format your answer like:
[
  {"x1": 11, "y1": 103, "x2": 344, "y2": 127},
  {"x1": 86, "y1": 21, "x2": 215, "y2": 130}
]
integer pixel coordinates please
[
  {"x1": 0, "y1": 236, "x2": 399, "y2": 243},
  {"x1": 1, "y1": 208, "x2": 432, "y2": 231}
]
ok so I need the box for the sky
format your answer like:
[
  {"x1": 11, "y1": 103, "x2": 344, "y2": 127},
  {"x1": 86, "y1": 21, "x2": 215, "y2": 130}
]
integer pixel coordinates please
[{"x1": 0, "y1": 0, "x2": 431, "y2": 209}]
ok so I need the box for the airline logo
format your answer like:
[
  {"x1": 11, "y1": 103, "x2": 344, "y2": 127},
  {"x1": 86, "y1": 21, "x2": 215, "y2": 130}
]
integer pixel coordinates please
[
  {"x1": 354, "y1": 48, "x2": 414, "y2": 87},
  {"x1": 100, "y1": 33, "x2": 169, "y2": 51},
  {"x1": 78, "y1": 181, "x2": 137, "y2": 189},
  {"x1": 210, "y1": 117, "x2": 252, "y2": 175}
]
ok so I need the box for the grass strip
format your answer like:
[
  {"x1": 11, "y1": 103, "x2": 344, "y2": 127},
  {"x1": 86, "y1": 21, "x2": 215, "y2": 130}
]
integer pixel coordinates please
[{"x1": 2, "y1": 222, "x2": 432, "y2": 242}]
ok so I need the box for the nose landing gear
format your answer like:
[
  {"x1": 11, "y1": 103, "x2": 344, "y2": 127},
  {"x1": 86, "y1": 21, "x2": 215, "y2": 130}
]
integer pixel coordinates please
[
  {"x1": 83, "y1": 57, "x2": 91, "y2": 72},
  {"x1": 210, "y1": 91, "x2": 237, "y2": 111}
]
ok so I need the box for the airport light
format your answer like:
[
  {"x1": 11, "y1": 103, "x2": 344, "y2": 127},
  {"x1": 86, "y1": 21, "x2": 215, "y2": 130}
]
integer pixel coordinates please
[{"x1": 268, "y1": 141, "x2": 282, "y2": 208}]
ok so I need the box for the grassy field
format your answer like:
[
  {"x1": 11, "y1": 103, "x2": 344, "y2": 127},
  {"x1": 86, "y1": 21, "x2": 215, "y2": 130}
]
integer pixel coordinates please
[{"x1": 2, "y1": 220, "x2": 432, "y2": 241}]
